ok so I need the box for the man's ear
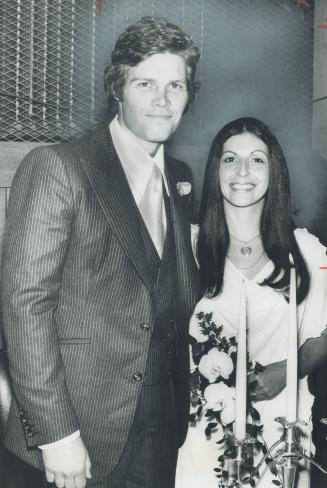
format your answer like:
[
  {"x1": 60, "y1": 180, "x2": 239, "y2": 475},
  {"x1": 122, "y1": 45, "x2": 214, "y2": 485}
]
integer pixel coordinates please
[{"x1": 111, "y1": 82, "x2": 121, "y2": 102}]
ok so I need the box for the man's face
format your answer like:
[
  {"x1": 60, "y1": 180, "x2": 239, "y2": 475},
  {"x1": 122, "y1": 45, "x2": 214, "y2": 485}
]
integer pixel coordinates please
[{"x1": 117, "y1": 52, "x2": 189, "y2": 154}]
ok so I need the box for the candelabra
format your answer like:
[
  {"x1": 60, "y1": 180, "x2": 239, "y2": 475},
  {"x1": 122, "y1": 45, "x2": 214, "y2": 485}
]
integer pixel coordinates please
[{"x1": 224, "y1": 418, "x2": 327, "y2": 488}]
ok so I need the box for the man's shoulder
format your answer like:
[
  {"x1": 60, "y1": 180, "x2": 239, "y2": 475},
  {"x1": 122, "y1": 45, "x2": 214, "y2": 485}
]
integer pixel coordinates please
[
  {"x1": 17, "y1": 123, "x2": 112, "y2": 175},
  {"x1": 27, "y1": 129, "x2": 93, "y2": 160}
]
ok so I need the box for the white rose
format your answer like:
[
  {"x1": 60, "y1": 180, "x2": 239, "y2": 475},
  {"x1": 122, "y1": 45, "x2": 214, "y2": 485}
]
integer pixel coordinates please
[
  {"x1": 176, "y1": 181, "x2": 192, "y2": 196},
  {"x1": 220, "y1": 401, "x2": 236, "y2": 425},
  {"x1": 204, "y1": 384, "x2": 236, "y2": 425},
  {"x1": 199, "y1": 348, "x2": 234, "y2": 383}
]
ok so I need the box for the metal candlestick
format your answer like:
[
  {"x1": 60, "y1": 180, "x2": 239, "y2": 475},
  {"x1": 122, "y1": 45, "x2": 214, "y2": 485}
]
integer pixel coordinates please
[
  {"x1": 222, "y1": 417, "x2": 327, "y2": 487},
  {"x1": 255, "y1": 417, "x2": 327, "y2": 488},
  {"x1": 223, "y1": 431, "x2": 256, "y2": 486}
]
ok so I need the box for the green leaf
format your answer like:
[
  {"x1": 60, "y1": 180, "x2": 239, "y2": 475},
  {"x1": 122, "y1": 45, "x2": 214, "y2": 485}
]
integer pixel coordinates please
[
  {"x1": 251, "y1": 407, "x2": 260, "y2": 421},
  {"x1": 205, "y1": 424, "x2": 215, "y2": 435},
  {"x1": 204, "y1": 312, "x2": 213, "y2": 322},
  {"x1": 205, "y1": 409, "x2": 214, "y2": 417},
  {"x1": 189, "y1": 413, "x2": 197, "y2": 422},
  {"x1": 268, "y1": 462, "x2": 278, "y2": 476},
  {"x1": 216, "y1": 437, "x2": 225, "y2": 444},
  {"x1": 241, "y1": 477, "x2": 251, "y2": 483}
]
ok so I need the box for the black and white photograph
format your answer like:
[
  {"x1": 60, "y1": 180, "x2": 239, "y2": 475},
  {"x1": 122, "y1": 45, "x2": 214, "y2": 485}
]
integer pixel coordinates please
[{"x1": 0, "y1": 1, "x2": 327, "y2": 487}]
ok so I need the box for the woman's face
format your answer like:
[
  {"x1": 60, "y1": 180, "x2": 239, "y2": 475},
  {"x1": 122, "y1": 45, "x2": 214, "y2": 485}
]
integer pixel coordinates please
[{"x1": 218, "y1": 131, "x2": 270, "y2": 209}]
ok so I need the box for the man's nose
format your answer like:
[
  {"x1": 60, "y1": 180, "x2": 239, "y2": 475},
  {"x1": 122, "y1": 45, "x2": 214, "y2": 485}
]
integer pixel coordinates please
[{"x1": 153, "y1": 87, "x2": 170, "y2": 107}]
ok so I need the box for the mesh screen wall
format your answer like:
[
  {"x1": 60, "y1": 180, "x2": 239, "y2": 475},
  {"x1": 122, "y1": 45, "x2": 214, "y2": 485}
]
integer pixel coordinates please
[
  {"x1": 1, "y1": 0, "x2": 102, "y2": 142},
  {"x1": 1, "y1": 0, "x2": 322, "y2": 231},
  {"x1": 0, "y1": 0, "x2": 314, "y2": 145}
]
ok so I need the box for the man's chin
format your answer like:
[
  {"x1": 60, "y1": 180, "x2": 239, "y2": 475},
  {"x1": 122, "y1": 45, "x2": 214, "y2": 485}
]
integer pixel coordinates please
[{"x1": 144, "y1": 129, "x2": 175, "y2": 144}]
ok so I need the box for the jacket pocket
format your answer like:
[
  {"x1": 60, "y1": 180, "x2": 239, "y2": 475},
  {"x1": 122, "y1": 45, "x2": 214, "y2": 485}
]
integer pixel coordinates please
[{"x1": 58, "y1": 337, "x2": 91, "y2": 345}]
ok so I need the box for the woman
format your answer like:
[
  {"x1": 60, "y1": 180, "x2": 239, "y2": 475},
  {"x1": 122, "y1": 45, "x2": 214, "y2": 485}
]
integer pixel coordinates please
[{"x1": 175, "y1": 117, "x2": 327, "y2": 487}]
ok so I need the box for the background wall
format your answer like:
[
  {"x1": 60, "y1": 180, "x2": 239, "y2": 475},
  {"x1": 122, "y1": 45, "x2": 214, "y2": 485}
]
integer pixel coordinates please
[{"x1": 1, "y1": 0, "x2": 325, "y2": 233}]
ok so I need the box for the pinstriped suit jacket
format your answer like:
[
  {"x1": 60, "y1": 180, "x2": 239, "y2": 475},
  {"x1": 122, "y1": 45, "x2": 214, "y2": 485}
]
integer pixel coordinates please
[{"x1": 1, "y1": 124, "x2": 199, "y2": 480}]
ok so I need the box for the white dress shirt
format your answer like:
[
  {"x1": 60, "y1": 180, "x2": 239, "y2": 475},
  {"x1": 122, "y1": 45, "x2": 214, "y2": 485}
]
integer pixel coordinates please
[{"x1": 110, "y1": 115, "x2": 169, "y2": 234}]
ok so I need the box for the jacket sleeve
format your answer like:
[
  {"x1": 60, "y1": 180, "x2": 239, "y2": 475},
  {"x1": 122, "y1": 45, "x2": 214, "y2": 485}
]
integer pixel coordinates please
[{"x1": 1, "y1": 146, "x2": 80, "y2": 447}]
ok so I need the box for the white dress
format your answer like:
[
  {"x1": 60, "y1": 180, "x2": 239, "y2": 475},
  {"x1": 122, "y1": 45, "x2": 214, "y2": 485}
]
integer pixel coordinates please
[{"x1": 175, "y1": 228, "x2": 327, "y2": 488}]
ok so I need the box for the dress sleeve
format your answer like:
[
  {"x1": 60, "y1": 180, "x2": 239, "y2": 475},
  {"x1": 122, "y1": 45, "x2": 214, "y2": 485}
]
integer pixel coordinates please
[{"x1": 295, "y1": 228, "x2": 327, "y2": 346}]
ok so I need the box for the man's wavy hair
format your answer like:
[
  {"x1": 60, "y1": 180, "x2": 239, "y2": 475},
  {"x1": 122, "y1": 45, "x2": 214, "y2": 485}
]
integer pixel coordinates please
[{"x1": 104, "y1": 16, "x2": 200, "y2": 115}]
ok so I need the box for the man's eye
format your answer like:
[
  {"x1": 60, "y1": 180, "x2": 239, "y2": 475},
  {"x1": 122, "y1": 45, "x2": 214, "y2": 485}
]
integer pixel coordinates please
[
  {"x1": 137, "y1": 81, "x2": 150, "y2": 88},
  {"x1": 170, "y1": 82, "x2": 184, "y2": 89}
]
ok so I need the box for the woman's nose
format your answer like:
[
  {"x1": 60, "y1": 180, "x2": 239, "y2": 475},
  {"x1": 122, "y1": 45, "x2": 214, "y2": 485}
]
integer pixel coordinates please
[{"x1": 237, "y1": 158, "x2": 249, "y2": 176}]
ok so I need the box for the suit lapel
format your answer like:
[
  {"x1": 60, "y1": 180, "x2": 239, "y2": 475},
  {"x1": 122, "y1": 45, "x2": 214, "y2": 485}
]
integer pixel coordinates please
[
  {"x1": 165, "y1": 157, "x2": 199, "y2": 321},
  {"x1": 81, "y1": 124, "x2": 154, "y2": 291}
]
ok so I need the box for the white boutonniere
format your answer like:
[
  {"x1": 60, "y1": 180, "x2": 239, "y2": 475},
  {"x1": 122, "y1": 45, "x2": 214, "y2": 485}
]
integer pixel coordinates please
[{"x1": 176, "y1": 181, "x2": 192, "y2": 196}]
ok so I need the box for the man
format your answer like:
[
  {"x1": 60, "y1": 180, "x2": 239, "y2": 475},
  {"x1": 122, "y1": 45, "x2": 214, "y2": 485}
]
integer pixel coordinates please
[{"x1": 1, "y1": 16, "x2": 200, "y2": 488}]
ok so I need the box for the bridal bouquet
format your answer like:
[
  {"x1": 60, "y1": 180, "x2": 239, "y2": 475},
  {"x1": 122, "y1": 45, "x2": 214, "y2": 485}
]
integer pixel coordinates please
[{"x1": 189, "y1": 311, "x2": 281, "y2": 487}]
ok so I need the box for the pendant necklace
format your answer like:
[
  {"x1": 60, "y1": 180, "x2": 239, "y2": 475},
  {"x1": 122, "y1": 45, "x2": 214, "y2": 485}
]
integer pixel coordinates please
[{"x1": 229, "y1": 233, "x2": 260, "y2": 256}]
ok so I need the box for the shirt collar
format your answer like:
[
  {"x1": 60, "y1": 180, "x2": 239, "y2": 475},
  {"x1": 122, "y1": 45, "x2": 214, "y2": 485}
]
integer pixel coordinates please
[{"x1": 109, "y1": 116, "x2": 169, "y2": 205}]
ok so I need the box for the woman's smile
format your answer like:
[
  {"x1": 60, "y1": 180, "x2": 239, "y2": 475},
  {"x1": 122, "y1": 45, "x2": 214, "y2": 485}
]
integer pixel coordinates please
[{"x1": 219, "y1": 132, "x2": 270, "y2": 209}]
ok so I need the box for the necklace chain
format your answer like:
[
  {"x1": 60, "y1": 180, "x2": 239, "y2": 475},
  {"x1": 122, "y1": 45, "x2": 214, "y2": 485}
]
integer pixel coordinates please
[
  {"x1": 229, "y1": 232, "x2": 261, "y2": 256},
  {"x1": 229, "y1": 232, "x2": 260, "y2": 245}
]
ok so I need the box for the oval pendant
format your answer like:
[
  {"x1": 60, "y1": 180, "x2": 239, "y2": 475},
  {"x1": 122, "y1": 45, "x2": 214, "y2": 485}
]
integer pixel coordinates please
[{"x1": 241, "y1": 246, "x2": 252, "y2": 256}]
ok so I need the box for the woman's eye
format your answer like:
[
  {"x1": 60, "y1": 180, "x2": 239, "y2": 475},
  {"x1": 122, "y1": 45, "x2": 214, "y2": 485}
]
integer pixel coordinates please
[
  {"x1": 252, "y1": 157, "x2": 265, "y2": 164},
  {"x1": 223, "y1": 156, "x2": 235, "y2": 163}
]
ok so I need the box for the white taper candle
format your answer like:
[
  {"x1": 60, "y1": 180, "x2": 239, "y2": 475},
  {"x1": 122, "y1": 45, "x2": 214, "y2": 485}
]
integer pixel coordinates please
[
  {"x1": 234, "y1": 278, "x2": 247, "y2": 441},
  {"x1": 286, "y1": 254, "x2": 297, "y2": 423}
]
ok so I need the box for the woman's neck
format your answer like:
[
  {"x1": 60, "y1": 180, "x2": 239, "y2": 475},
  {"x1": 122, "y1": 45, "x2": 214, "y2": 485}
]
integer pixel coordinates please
[{"x1": 224, "y1": 201, "x2": 264, "y2": 241}]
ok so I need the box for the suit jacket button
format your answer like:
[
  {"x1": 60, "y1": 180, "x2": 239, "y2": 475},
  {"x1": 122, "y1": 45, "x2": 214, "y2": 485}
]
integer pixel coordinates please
[
  {"x1": 140, "y1": 322, "x2": 151, "y2": 331},
  {"x1": 132, "y1": 372, "x2": 143, "y2": 381}
]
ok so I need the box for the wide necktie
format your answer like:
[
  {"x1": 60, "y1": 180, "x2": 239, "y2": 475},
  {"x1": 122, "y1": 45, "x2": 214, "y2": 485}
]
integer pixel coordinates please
[{"x1": 138, "y1": 163, "x2": 165, "y2": 257}]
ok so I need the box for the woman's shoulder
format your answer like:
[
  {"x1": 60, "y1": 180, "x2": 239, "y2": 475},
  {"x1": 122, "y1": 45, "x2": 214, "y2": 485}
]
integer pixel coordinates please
[{"x1": 294, "y1": 228, "x2": 327, "y2": 267}]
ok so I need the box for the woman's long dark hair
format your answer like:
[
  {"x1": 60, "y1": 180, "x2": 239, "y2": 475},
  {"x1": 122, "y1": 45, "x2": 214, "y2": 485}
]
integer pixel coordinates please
[{"x1": 197, "y1": 117, "x2": 309, "y2": 304}]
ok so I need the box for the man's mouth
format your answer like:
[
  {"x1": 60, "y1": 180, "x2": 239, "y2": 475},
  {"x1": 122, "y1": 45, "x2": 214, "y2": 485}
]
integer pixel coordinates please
[{"x1": 146, "y1": 114, "x2": 172, "y2": 118}]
